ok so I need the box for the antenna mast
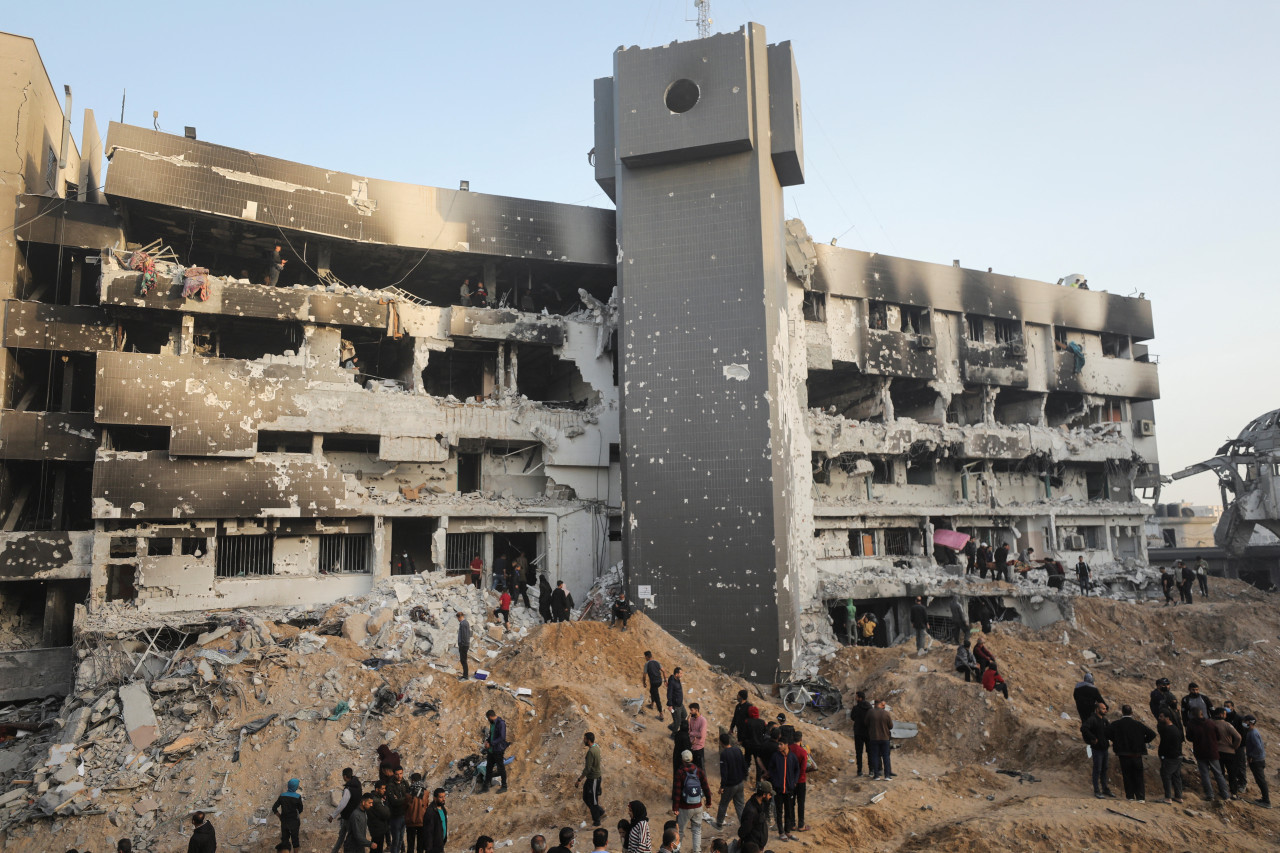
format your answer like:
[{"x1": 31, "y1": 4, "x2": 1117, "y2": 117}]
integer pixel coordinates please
[{"x1": 694, "y1": 0, "x2": 711, "y2": 38}]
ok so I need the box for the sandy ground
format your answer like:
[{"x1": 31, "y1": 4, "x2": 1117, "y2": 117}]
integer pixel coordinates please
[{"x1": 4, "y1": 579, "x2": 1280, "y2": 852}]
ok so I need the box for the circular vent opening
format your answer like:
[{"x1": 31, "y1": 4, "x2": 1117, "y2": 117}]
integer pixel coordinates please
[{"x1": 664, "y1": 78, "x2": 700, "y2": 114}]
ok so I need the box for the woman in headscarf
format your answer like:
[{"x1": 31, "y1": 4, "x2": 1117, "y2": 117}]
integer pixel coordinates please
[
  {"x1": 271, "y1": 777, "x2": 303, "y2": 853},
  {"x1": 623, "y1": 800, "x2": 651, "y2": 853},
  {"x1": 538, "y1": 575, "x2": 554, "y2": 623}
]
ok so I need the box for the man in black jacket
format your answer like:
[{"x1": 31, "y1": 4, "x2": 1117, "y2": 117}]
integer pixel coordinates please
[
  {"x1": 1180, "y1": 683, "x2": 1213, "y2": 731},
  {"x1": 1149, "y1": 678, "x2": 1178, "y2": 722},
  {"x1": 422, "y1": 789, "x2": 447, "y2": 853},
  {"x1": 1081, "y1": 701, "x2": 1114, "y2": 798},
  {"x1": 1073, "y1": 673, "x2": 1104, "y2": 722},
  {"x1": 909, "y1": 597, "x2": 930, "y2": 655},
  {"x1": 329, "y1": 768, "x2": 363, "y2": 853},
  {"x1": 737, "y1": 781, "x2": 772, "y2": 851},
  {"x1": 1156, "y1": 711, "x2": 1185, "y2": 803},
  {"x1": 729, "y1": 689, "x2": 751, "y2": 741},
  {"x1": 994, "y1": 542, "x2": 1011, "y2": 582},
  {"x1": 366, "y1": 782, "x2": 391, "y2": 852},
  {"x1": 550, "y1": 581, "x2": 571, "y2": 622},
  {"x1": 384, "y1": 768, "x2": 409, "y2": 853},
  {"x1": 715, "y1": 732, "x2": 747, "y2": 828},
  {"x1": 849, "y1": 691, "x2": 872, "y2": 776},
  {"x1": 188, "y1": 812, "x2": 217, "y2": 853},
  {"x1": 483, "y1": 710, "x2": 510, "y2": 793},
  {"x1": 1107, "y1": 705, "x2": 1157, "y2": 802}
]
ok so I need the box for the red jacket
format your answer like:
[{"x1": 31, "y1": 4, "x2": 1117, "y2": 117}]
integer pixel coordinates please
[
  {"x1": 499, "y1": 592, "x2": 512, "y2": 611},
  {"x1": 790, "y1": 743, "x2": 809, "y2": 784},
  {"x1": 982, "y1": 669, "x2": 1005, "y2": 691}
]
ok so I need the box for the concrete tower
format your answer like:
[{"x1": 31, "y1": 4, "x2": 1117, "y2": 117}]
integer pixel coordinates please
[{"x1": 594, "y1": 23, "x2": 806, "y2": 676}]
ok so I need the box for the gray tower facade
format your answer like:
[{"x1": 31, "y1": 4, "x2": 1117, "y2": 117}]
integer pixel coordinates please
[{"x1": 595, "y1": 24, "x2": 805, "y2": 675}]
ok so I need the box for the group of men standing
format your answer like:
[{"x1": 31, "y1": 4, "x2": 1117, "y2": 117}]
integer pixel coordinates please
[
  {"x1": 1159, "y1": 559, "x2": 1211, "y2": 605},
  {"x1": 326, "y1": 754, "x2": 450, "y2": 853}
]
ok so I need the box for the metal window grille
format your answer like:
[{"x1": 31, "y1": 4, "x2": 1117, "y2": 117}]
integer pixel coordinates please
[
  {"x1": 883, "y1": 528, "x2": 914, "y2": 556},
  {"x1": 446, "y1": 533, "x2": 484, "y2": 573},
  {"x1": 319, "y1": 534, "x2": 371, "y2": 574},
  {"x1": 966, "y1": 316, "x2": 985, "y2": 342},
  {"x1": 216, "y1": 534, "x2": 274, "y2": 578}
]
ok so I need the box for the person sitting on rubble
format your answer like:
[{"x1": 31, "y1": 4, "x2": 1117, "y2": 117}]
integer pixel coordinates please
[
  {"x1": 973, "y1": 636, "x2": 996, "y2": 677},
  {"x1": 954, "y1": 640, "x2": 979, "y2": 683},
  {"x1": 982, "y1": 663, "x2": 1010, "y2": 699},
  {"x1": 611, "y1": 592, "x2": 632, "y2": 630},
  {"x1": 272, "y1": 778, "x2": 304, "y2": 853}
]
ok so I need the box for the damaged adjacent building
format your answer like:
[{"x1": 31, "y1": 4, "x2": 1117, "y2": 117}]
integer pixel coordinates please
[{"x1": 0, "y1": 24, "x2": 1161, "y2": 693}]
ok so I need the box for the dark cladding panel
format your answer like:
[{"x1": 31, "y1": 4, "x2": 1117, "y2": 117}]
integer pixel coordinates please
[
  {"x1": 593, "y1": 77, "x2": 617, "y2": 201},
  {"x1": 13, "y1": 195, "x2": 125, "y2": 249},
  {"x1": 766, "y1": 42, "x2": 804, "y2": 187},
  {"x1": 0, "y1": 532, "x2": 88, "y2": 579},
  {"x1": 3, "y1": 301, "x2": 117, "y2": 351},
  {"x1": 0, "y1": 412, "x2": 98, "y2": 461},
  {"x1": 813, "y1": 245, "x2": 1155, "y2": 341},
  {"x1": 615, "y1": 31, "x2": 755, "y2": 167},
  {"x1": 92, "y1": 453, "x2": 347, "y2": 519},
  {"x1": 105, "y1": 123, "x2": 615, "y2": 267}
]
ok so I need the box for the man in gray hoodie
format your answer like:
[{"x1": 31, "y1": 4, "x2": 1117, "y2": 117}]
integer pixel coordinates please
[{"x1": 456, "y1": 613, "x2": 471, "y2": 680}]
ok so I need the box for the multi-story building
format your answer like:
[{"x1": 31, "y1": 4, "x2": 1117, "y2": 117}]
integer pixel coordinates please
[{"x1": 0, "y1": 25, "x2": 1159, "y2": 697}]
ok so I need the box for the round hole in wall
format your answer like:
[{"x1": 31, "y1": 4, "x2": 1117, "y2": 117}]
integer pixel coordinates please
[{"x1": 664, "y1": 78, "x2": 700, "y2": 113}]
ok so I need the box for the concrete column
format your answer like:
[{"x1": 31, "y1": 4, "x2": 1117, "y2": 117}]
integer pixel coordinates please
[{"x1": 371, "y1": 516, "x2": 388, "y2": 580}]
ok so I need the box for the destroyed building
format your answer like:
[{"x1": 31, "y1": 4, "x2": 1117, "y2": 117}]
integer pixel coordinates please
[{"x1": 0, "y1": 24, "x2": 1160, "y2": 695}]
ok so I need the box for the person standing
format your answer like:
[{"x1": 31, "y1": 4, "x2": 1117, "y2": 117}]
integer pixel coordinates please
[
  {"x1": 1081, "y1": 701, "x2": 1114, "y2": 799},
  {"x1": 866, "y1": 699, "x2": 894, "y2": 782},
  {"x1": 672, "y1": 720, "x2": 692, "y2": 780},
  {"x1": 1209, "y1": 707, "x2": 1243, "y2": 799},
  {"x1": 766, "y1": 738, "x2": 800, "y2": 841},
  {"x1": 994, "y1": 542, "x2": 1011, "y2": 582},
  {"x1": 1160, "y1": 567, "x2": 1176, "y2": 606},
  {"x1": 949, "y1": 596, "x2": 969, "y2": 644},
  {"x1": 643, "y1": 652, "x2": 666, "y2": 720},
  {"x1": 954, "y1": 641, "x2": 978, "y2": 682},
  {"x1": 666, "y1": 668, "x2": 687, "y2": 733},
  {"x1": 460, "y1": 279, "x2": 474, "y2": 307},
  {"x1": 483, "y1": 709, "x2": 510, "y2": 793},
  {"x1": 963, "y1": 538, "x2": 977, "y2": 576},
  {"x1": 1179, "y1": 561, "x2": 1195, "y2": 605},
  {"x1": 1073, "y1": 673, "x2": 1104, "y2": 722},
  {"x1": 729, "y1": 689, "x2": 751, "y2": 743},
  {"x1": 856, "y1": 611, "x2": 878, "y2": 646},
  {"x1": 623, "y1": 801, "x2": 651, "y2": 853},
  {"x1": 469, "y1": 554, "x2": 483, "y2": 590},
  {"x1": 715, "y1": 732, "x2": 747, "y2": 829},
  {"x1": 188, "y1": 811, "x2": 217, "y2": 853},
  {"x1": 740, "y1": 706, "x2": 768, "y2": 782},
  {"x1": 422, "y1": 789, "x2": 447, "y2": 853},
  {"x1": 456, "y1": 612, "x2": 472, "y2": 680},
  {"x1": 1075, "y1": 556, "x2": 1092, "y2": 594},
  {"x1": 272, "y1": 778, "x2": 304, "y2": 853},
  {"x1": 367, "y1": 782, "x2": 391, "y2": 852},
  {"x1": 671, "y1": 750, "x2": 708, "y2": 853},
  {"x1": 345, "y1": 796, "x2": 373, "y2": 853},
  {"x1": 1241, "y1": 716, "x2": 1271, "y2": 808},
  {"x1": 511, "y1": 564, "x2": 531, "y2": 609},
  {"x1": 1180, "y1": 683, "x2": 1213, "y2": 731},
  {"x1": 538, "y1": 575, "x2": 554, "y2": 623},
  {"x1": 576, "y1": 732, "x2": 605, "y2": 827},
  {"x1": 403, "y1": 775, "x2": 428, "y2": 853},
  {"x1": 384, "y1": 768, "x2": 409, "y2": 853},
  {"x1": 737, "y1": 782, "x2": 772, "y2": 852},
  {"x1": 266, "y1": 244, "x2": 286, "y2": 287},
  {"x1": 1223, "y1": 700, "x2": 1249, "y2": 796},
  {"x1": 790, "y1": 729, "x2": 812, "y2": 833},
  {"x1": 1156, "y1": 711, "x2": 1186, "y2": 804},
  {"x1": 1107, "y1": 705, "x2": 1156, "y2": 802},
  {"x1": 329, "y1": 768, "x2": 363, "y2": 853},
  {"x1": 849, "y1": 691, "x2": 872, "y2": 775},
  {"x1": 1196, "y1": 558, "x2": 1210, "y2": 597},
  {"x1": 551, "y1": 580, "x2": 571, "y2": 622},
  {"x1": 496, "y1": 589, "x2": 512, "y2": 633},
  {"x1": 1187, "y1": 710, "x2": 1230, "y2": 803},
  {"x1": 549, "y1": 827, "x2": 575, "y2": 853},
  {"x1": 909, "y1": 597, "x2": 930, "y2": 655},
  {"x1": 1149, "y1": 678, "x2": 1177, "y2": 722},
  {"x1": 688, "y1": 703, "x2": 707, "y2": 770}
]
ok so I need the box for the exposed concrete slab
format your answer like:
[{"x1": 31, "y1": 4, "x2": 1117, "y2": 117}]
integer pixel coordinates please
[{"x1": 118, "y1": 682, "x2": 159, "y2": 750}]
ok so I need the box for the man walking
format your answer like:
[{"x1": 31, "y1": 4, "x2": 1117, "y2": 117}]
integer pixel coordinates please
[
  {"x1": 1075, "y1": 556, "x2": 1092, "y2": 594},
  {"x1": 1179, "y1": 561, "x2": 1195, "y2": 605},
  {"x1": 1156, "y1": 711, "x2": 1185, "y2": 804},
  {"x1": 346, "y1": 796, "x2": 373, "y2": 853},
  {"x1": 1081, "y1": 700, "x2": 1114, "y2": 798},
  {"x1": 330, "y1": 768, "x2": 363, "y2": 853},
  {"x1": 666, "y1": 668, "x2": 687, "y2": 733},
  {"x1": 483, "y1": 710, "x2": 509, "y2": 793},
  {"x1": 576, "y1": 732, "x2": 605, "y2": 827},
  {"x1": 715, "y1": 732, "x2": 747, "y2": 829},
  {"x1": 1242, "y1": 715, "x2": 1271, "y2": 808},
  {"x1": 866, "y1": 699, "x2": 894, "y2": 782},
  {"x1": 672, "y1": 750, "x2": 708, "y2": 853},
  {"x1": 909, "y1": 597, "x2": 930, "y2": 655},
  {"x1": 1107, "y1": 705, "x2": 1156, "y2": 802},
  {"x1": 643, "y1": 652, "x2": 666, "y2": 720},
  {"x1": 688, "y1": 703, "x2": 707, "y2": 770},
  {"x1": 729, "y1": 689, "x2": 751, "y2": 743},
  {"x1": 849, "y1": 691, "x2": 872, "y2": 776},
  {"x1": 456, "y1": 612, "x2": 472, "y2": 680}
]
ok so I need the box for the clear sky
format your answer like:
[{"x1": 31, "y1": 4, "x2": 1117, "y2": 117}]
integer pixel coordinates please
[{"x1": 8, "y1": 1, "x2": 1277, "y2": 507}]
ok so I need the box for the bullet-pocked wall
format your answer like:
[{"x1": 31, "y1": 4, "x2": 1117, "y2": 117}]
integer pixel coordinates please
[{"x1": 600, "y1": 24, "x2": 805, "y2": 676}]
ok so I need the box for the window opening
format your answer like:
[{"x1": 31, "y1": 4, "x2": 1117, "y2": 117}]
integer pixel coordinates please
[{"x1": 216, "y1": 534, "x2": 274, "y2": 578}]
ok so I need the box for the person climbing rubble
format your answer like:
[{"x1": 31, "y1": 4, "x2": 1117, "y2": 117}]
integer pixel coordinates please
[
  {"x1": 643, "y1": 651, "x2": 666, "y2": 720},
  {"x1": 1160, "y1": 567, "x2": 1176, "y2": 605},
  {"x1": 482, "y1": 709, "x2": 510, "y2": 793},
  {"x1": 456, "y1": 612, "x2": 472, "y2": 680},
  {"x1": 576, "y1": 731, "x2": 605, "y2": 828},
  {"x1": 271, "y1": 777, "x2": 304, "y2": 853},
  {"x1": 666, "y1": 667, "x2": 687, "y2": 733}
]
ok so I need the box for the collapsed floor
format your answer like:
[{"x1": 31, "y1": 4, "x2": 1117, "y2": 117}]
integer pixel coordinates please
[{"x1": 1, "y1": 575, "x2": 1279, "y2": 852}]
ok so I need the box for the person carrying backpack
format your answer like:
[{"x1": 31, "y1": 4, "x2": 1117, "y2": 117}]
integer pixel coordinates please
[{"x1": 671, "y1": 750, "x2": 708, "y2": 853}]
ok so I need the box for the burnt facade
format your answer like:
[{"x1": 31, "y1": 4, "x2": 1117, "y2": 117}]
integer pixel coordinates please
[{"x1": 0, "y1": 25, "x2": 1160, "y2": 694}]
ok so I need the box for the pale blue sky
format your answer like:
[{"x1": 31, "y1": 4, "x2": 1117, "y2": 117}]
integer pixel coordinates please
[{"x1": 9, "y1": 1, "x2": 1278, "y2": 506}]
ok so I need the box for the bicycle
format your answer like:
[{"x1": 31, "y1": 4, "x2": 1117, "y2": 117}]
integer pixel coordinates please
[{"x1": 781, "y1": 677, "x2": 843, "y2": 716}]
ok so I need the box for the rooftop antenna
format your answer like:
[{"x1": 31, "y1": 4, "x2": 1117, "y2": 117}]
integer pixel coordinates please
[{"x1": 693, "y1": 0, "x2": 712, "y2": 38}]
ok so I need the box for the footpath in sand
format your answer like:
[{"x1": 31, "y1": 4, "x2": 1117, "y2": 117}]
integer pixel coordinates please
[{"x1": 1, "y1": 575, "x2": 1279, "y2": 852}]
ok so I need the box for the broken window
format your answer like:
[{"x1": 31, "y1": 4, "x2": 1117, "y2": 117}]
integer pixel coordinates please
[
  {"x1": 802, "y1": 291, "x2": 826, "y2": 322},
  {"x1": 1085, "y1": 467, "x2": 1111, "y2": 501},
  {"x1": 1054, "y1": 327, "x2": 1070, "y2": 347},
  {"x1": 867, "y1": 301, "x2": 888, "y2": 331},
  {"x1": 883, "y1": 528, "x2": 915, "y2": 556},
  {"x1": 905, "y1": 457, "x2": 936, "y2": 486},
  {"x1": 993, "y1": 319, "x2": 1021, "y2": 344},
  {"x1": 870, "y1": 458, "x2": 892, "y2": 485},
  {"x1": 323, "y1": 434, "x2": 380, "y2": 455},
  {"x1": 424, "y1": 341, "x2": 497, "y2": 400},
  {"x1": 319, "y1": 534, "x2": 371, "y2": 574},
  {"x1": 966, "y1": 316, "x2": 985, "y2": 343},
  {"x1": 516, "y1": 345, "x2": 598, "y2": 408},
  {"x1": 445, "y1": 532, "x2": 484, "y2": 575},
  {"x1": 104, "y1": 425, "x2": 169, "y2": 452},
  {"x1": 146, "y1": 538, "x2": 173, "y2": 556},
  {"x1": 195, "y1": 318, "x2": 304, "y2": 361},
  {"x1": 807, "y1": 364, "x2": 885, "y2": 421},
  {"x1": 258, "y1": 431, "x2": 313, "y2": 454},
  {"x1": 1100, "y1": 333, "x2": 1130, "y2": 359},
  {"x1": 888, "y1": 379, "x2": 944, "y2": 423},
  {"x1": 216, "y1": 533, "x2": 274, "y2": 578},
  {"x1": 458, "y1": 452, "x2": 482, "y2": 493},
  {"x1": 848, "y1": 529, "x2": 878, "y2": 557},
  {"x1": 899, "y1": 306, "x2": 930, "y2": 335},
  {"x1": 812, "y1": 453, "x2": 830, "y2": 485},
  {"x1": 181, "y1": 537, "x2": 207, "y2": 557},
  {"x1": 105, "y1": 564, "x2": 137, "y2": 601},
  {"x1": 110, "y1": 536, "x2": 138, "y2": 558}
]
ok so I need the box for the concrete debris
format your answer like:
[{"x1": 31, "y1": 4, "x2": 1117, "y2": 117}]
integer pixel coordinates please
[{"x1": 117, "y1": 683, "x2": 158, "y2": 750}]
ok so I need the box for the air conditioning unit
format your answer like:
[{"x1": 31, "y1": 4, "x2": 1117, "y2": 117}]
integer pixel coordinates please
[
  {"x1": 1006, "y1": 342, "x2": 1027, "y2": 359},
  {"x1": 1138, "y1": 419, "x2": 1155, "y2": 436},
  {"x1": 914, "y1": 334, "x2": 935, "y2": 350},
  {"x1": 1062, "y1": 534, "x2": 1086, "y2": 551}
]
